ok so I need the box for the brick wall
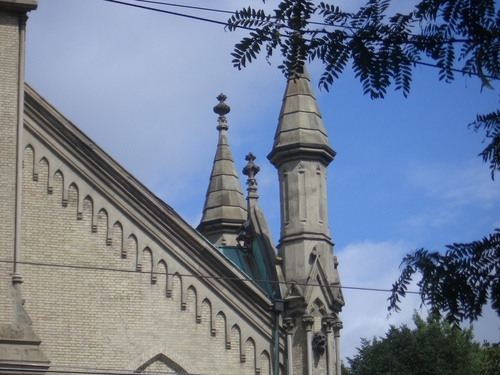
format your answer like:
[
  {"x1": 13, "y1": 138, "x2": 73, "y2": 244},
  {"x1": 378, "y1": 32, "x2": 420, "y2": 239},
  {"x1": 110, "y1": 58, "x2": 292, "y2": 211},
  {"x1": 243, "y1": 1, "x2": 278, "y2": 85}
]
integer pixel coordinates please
[{"x1": 20, "y1": 138, "x2": 277, "y2": 374}]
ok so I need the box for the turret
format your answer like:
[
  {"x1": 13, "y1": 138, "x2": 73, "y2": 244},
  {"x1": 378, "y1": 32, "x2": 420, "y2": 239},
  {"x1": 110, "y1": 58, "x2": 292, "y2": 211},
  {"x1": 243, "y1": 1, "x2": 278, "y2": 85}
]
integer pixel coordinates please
[
  {"x1": 268, "y1": 68, "x2": 337, "y2": 285},
  {"x1": 269, "y1": 67, "x2": 344, "y2": 375}
]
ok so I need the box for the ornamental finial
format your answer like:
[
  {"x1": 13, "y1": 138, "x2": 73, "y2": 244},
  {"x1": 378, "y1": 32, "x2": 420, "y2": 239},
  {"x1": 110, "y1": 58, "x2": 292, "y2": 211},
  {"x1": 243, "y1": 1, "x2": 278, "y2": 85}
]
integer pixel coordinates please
[
  {"x1": 214, "y1": 93, "x2": 230, "y2": 131},
  {"x1": 243, "y1": 152, "x2": 260, "y2": 198}
]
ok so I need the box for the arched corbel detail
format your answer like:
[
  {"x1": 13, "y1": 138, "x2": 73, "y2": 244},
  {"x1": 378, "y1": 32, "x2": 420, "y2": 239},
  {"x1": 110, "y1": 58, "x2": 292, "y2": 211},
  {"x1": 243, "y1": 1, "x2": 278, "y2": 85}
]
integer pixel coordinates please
[
  {"x1": 24, "y1": 145, "x2": 37, "y2": 181},
  {"x1": 216, "y1": 311, "x2": 229, "y2": 348},
  {"x1": 180, "y1": 273, "x2": 188, "y2": 310},
  {"x1": 96, "y1": 208, "x2": 108, "y2": 237},
  {"x1": 150, "y1": 250, "x2": 158, "y2": 284},
  {"x1": 111, "y1": 221, "x2": 124, "y2": 256},
  {"x1": 136, "y1": 238, "x2": 144, "y2": 271},
  {"x1": 254, "y1": 349, "x2": 262, "y2": 374},
  {"x1": 93, "y1": 207, "x2": 104, "y2": 234},
  {"x1": 105, "y1": 211, "x2": 119, "y2": 246},
  {"x1": 121, "y1": 222, "x2": 134, "y2": 258},
  {"x1": 76, "y1": 187, "x2": 92, "y2": 220},
  {"x1": 171, "y1": 272, "x2": 183, "y2": 307},
  {"x1": 230, "y1": 324, "x2": 244, "y2": 363},
  {"x1": 126, "y1": 234, "x2": 138, "y2": 264},
  {"x1": 193, "y1": 286, "x2": 203, "y2": 323},
  {"x1": 202, "y1": 298, "x2": 214, "y2": 335},
  {"x1": 66, "y1": 182, "x2": 79, "y2": 213},
  {"x1": 187, "y1": 285, "x2": 198, "y2": 321},
  {"x1": 157, "y1": 259, "x2": 168, "y2": 295},
  {"x1": 142, "y1": 247, "x2": 153, "y2": 282},
  {"x1": 166, "y1": 269, "x2": 173, "y2": 297},
  {"x1": 45, "y1": 158, "x2": 54, "y2": 194},
  {"x1": 245, "y1": 337, "x2": 257, "y2": 371},
  {"x1": 59, "y1": 168, "x2": 72, "y2": 207},
  {"x1": 260, "y1": 350, "x2": 271, "y2": 375},
  {"x1": 82, "y1": 195, "x2": 94, "y2": 230}
]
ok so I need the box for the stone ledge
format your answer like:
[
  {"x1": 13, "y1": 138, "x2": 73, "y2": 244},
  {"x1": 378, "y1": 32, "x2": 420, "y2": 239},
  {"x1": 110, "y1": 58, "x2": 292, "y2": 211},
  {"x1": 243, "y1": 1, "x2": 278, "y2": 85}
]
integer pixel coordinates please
[
  {"x1": 0, "y1": 0, "x2": 37, "y2": 12},
  {"x1": 0, "y1": 324, "x2": 50, "y2": 375}
]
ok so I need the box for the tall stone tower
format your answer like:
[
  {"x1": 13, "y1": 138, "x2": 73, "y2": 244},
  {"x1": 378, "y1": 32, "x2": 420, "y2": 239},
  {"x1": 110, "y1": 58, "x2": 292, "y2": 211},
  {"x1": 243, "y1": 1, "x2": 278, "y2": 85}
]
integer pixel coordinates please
[
  {"x1": 0, "y1": 1, "x2": 50, "y2": 372},
  {"x1": 268, "y1": 68, "x2": 344, "y2": 375}
]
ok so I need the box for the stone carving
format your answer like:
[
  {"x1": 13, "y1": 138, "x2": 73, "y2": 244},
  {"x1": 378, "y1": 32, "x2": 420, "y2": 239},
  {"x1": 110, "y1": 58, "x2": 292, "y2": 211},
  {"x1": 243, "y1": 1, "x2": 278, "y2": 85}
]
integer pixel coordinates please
[{"x1": 312, "y1": 332, "x2": 327, "y2": 355}]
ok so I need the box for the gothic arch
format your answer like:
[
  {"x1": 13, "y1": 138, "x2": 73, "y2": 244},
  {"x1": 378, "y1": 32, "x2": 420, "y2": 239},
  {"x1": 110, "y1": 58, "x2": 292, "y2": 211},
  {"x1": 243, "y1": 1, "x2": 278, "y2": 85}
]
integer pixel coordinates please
[
  {"x1": 156, "y1": 260, "x2": 168, "y2": 296},
  {"x1": 135, "y1": 353, "x2": 187, "y2": 374},
  {"x1": 111, "y1": 221, "x2": 123, "y2": 255},
  {"x1": 310, "y1": 298, "x2": 328, "y2": 317}
]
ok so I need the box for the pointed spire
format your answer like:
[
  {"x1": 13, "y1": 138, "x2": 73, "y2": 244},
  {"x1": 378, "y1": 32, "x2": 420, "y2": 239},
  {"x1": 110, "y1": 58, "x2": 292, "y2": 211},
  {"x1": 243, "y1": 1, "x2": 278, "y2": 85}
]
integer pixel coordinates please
[
  {"x1": 267, "y1": 67, "x2": 336, "y2": 167},
  {"x1": 197, "y1": 94, "x2": 247, "y2": 247}
]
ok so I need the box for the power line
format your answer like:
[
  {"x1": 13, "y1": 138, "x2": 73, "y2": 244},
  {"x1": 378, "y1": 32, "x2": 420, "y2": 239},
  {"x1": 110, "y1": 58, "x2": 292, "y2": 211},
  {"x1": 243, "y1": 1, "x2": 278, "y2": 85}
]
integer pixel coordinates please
[
  {"x1": 102, "y1": 0, "x2": 232, "y2": 27},
  {"x1": 130, "y1": 0, "x2": 234, "y2": 15},
  {"x1": 0, "y1": 259, "x2": 420, "y2": 295},
  {"x1": 102, "y1": 0, "x2": 499, "y2": 82}
]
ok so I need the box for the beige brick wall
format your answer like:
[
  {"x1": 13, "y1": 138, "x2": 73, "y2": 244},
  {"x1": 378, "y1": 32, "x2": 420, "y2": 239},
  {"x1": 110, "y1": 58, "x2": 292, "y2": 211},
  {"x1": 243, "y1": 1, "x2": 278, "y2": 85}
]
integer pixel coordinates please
[
  {"x1": 20, "y1": 142, "x2": 277, "y2": 375},
  {"x1": 0, "y1": 11, "x2": 20, "y2": 324}
]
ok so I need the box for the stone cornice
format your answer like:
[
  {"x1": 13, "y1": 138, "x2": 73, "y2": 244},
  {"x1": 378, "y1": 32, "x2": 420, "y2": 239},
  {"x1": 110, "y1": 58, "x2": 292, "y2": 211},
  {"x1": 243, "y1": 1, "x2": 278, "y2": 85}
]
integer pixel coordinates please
[{"x1": 0, "y1": 0, "x2": 37, "y2": 12}]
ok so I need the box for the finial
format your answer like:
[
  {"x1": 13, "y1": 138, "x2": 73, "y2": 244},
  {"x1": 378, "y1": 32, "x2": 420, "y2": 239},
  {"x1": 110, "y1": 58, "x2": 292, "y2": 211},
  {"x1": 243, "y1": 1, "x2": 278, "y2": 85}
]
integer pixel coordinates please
[
  {"x1": 214, "y1": 93, "x2": 230, "y2": 131},
  {"x1": 243, "y1": 152, "x2": 260, "y2": 198}
]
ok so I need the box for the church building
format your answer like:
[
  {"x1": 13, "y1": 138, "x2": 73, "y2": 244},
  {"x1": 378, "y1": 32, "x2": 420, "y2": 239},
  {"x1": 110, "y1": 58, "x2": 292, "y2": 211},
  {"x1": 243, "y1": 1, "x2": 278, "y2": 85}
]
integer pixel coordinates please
[{"x1": 0, "y1": 1, "x2": 343, "y2": 374}]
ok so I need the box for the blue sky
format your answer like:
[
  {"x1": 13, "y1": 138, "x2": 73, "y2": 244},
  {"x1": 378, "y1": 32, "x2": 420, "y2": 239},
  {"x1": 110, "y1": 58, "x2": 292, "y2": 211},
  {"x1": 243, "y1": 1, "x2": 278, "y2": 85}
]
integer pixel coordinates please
[{"x1": 25, "y1": 0, "x2": 499, "y2": 361}]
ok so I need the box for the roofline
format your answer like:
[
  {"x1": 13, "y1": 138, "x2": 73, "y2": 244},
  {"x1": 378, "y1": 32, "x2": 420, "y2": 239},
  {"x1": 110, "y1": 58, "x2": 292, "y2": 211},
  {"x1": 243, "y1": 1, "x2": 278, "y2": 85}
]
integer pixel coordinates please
[{"x1": 23, "y1": 83, "x2": 276, "y2": 337}]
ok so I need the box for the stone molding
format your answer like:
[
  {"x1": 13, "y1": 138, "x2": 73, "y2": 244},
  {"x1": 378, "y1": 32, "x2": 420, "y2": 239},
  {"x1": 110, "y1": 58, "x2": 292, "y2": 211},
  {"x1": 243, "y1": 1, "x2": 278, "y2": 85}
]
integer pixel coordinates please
[{"x1": 0, "y1": 0, "x2": 37, "y2": 12}]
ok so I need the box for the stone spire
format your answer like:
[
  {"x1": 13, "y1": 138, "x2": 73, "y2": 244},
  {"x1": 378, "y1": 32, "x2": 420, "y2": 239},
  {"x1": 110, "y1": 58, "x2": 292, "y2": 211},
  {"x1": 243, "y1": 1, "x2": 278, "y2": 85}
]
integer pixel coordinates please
[
  {"x1": 268, "y1": 67, "x2": 339, "y2": 284},
  {"x1": 268, "y1": 68, "x2": 336, "y2": 168},
  {"x1": 269, "y1": 66, "x2": 344, "y2": 375},
  {"x1": 197, "y1": 94, "x2": 247, "y2": 247}
]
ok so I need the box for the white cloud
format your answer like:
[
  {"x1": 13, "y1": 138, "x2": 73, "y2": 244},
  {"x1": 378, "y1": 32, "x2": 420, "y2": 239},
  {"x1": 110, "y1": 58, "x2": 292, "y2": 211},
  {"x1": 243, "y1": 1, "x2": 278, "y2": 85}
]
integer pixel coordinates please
[
  {"x1": 408, "y1": 160, "x2": 500, "y2": 208},
  {"x1": 337, "y1": 240, "x2": 425, "y2": 360}
]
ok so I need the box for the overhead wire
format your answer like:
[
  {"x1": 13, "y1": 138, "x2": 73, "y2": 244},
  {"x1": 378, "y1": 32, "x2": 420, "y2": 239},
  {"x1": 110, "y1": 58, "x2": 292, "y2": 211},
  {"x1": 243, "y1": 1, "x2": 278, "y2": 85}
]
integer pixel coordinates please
[
  {"x1": 102, "y1": 0, "x2": 499, "y2": 82},
  {"x1": 102, "y1": 0, "x2": 237, "y2": 28},
  {"x1": 0, "y1": 259, "x2": 420, "y2": 295},
  {"x1": 128, "y1": 0, "x2": 234, "y2": 15}
]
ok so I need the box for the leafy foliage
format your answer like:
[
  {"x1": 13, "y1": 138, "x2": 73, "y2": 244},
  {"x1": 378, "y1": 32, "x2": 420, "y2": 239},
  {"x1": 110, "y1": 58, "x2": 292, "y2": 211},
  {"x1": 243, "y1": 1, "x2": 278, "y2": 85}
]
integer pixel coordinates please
[
  {"x1": 389, "y1": 230, "x2": 500, "y2": 326},
  {"x1": 344, "y1": 313, "x2": 484, "y2": 375},
  {"x1": 479, "y1": 341, "x2": 500, "y2": 375},
  {"x1": 470, "y1": 109, "x2": 500, "y2": 180},
  {"x1": 227, "y1": 0, "x2": 500, "y2": 177}
]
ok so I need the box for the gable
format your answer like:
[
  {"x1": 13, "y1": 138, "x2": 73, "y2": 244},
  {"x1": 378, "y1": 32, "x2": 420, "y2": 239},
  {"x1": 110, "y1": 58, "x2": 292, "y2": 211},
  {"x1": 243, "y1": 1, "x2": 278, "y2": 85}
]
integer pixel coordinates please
[{"x1": 19, "y1": 84, "x2": 282, "y2": 374}]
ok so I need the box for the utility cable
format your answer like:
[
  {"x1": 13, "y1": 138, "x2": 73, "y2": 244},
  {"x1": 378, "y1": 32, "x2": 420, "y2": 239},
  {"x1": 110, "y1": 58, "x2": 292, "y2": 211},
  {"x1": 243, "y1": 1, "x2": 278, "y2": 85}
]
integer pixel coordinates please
[
  {"x1": 102, "y1": 0, "x2": 236, "y2": 28},
  {"x1": 129, "y1": 0, "x2": 234, "y2": 15},
  {"x1": 102, "y1": 0, "x2": 499, "y2": 82},
  {"x1": 0, "y1": 259, "x2": 420, "y2": 294}
]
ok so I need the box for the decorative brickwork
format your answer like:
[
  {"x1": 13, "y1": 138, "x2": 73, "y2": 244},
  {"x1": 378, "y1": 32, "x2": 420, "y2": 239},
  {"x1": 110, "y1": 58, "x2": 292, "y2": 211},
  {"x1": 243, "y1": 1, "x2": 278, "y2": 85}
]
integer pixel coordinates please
[{"x1": 19, "y1": 132, "x2": 280, "y2": 373}]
